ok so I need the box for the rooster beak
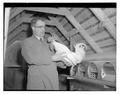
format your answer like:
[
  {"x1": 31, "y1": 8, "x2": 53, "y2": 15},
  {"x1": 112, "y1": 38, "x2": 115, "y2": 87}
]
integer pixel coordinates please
[{"x1": 83, "y1": 45, "x2": 87, "y2": 51}]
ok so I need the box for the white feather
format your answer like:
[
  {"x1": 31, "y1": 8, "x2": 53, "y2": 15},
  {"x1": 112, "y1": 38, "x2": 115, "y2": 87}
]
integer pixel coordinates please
[{"x1": 51, "y1": 40, "x2": 87, "y2": 66}]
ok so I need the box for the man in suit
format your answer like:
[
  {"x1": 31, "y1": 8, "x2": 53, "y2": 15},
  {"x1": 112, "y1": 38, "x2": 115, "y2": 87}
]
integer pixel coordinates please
[{"x1": 21, "y1": 18, "x2": 65, "y2": 90}]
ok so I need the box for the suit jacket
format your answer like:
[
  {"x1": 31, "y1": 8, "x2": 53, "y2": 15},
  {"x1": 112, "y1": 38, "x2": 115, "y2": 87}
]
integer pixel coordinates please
[
  {"x1": 21, "y1": 35, "x2": 59, "y2": 90},
  {"x1": 21, "y1": 35, "x2": 53, "y2": 65}
]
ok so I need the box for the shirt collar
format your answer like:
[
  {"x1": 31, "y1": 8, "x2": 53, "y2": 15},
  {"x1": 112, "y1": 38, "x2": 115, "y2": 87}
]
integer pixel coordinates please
[{"x1": 34, "y1": 35, "x2": 44, "y2": 41}]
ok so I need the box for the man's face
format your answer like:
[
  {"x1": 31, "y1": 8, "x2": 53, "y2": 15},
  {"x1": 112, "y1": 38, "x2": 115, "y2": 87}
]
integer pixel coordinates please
[{"x1": 32, "y1": 20, "x2": 45, "y2": 38}]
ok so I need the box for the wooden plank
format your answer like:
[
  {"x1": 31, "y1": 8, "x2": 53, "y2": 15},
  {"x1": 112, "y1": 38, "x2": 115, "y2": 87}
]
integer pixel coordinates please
[
  {"x1": 8, "y1": 24, "x2": 28, "y2": 43},
  {"x1": 86, "y1": 49, "x2": 95, "y2": 55},
  {"x1": 24, "y1": 7, "x2": 65, "y2": 15},
  {"x1": 101, "y1": 45, "x2": 116, "y2": 53},
  {"x1": 60, "y1": 8, "x2": 103, "y2": 53},
  {"x1": 75, "y1": 9, "x2": 92, "y2": 24},
  {"x1": 84, "y1": 51, "x2": 116, "y2": 61},
  {"x1": 72, "y1": 34, "x2": 80, "y2": 42},
  {"x1": 10, "y1": 7, "x2": 66, "y2": 20},
  {"x1": 49, "y1": 17, "x2": 70, "y2": 41},
  {"x1": 73, "y1": 34, "x2": 81, "y2": 42},
  {"x1": 8, "y1": 17, "x2": 53, "y2": 43},
  {"x1": 97, "y1": 38, "x2": 116, "y2": 48},
  {"x1": 68, "y1": 29, "x2": 78, "y2": 37},
  {"x1": 60, "y1": 36, "x2": 66, "y2": 41},
  {"x1": 55, "y1": 16, "x2": 63, "y2": 22},
  {"x1": 9, "y1": 17, "x2": 23, "y2": 33},
  {"x1": 59, "y1": 17, "x2": 68, "y2": 26},
  {"x1": 81, "y1": 16, "x2": 99, "y2": 30},
  {"x1": 9, "y1": 17, "x2": 54, "y2": 34},
  {"x1": 7, "y1": 29, "x2": 27, "y2": 46},
  {"x1": 91, "y1": 30, "x2": 110, "y2": 42},
  {"x1": 86, "y1": 24, "x2": 99, "y2": 35},
  {"x1": 103, "y1": 8, "x2": 116, "y2": 18},
  {"x1": 70, "y1": 8, "x2": 84, "y2": 16},
  {"x1": 110, "y1": 15, "x2": 116, "y2": 25},
  {"x1": 10, "y1": 8, "x2": 24, "y2": 20},
  {"x1": 63, "y1": 23, "x2": 73, "y2": 32},
  {"x1": 90, "y1": 8, "x2": 116, "y2": 40}
]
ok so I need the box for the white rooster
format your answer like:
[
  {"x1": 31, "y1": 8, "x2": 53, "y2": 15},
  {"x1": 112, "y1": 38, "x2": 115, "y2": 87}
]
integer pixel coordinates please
[{"x1": 48, "y1": 36, "x2": 87, "y2": 67}]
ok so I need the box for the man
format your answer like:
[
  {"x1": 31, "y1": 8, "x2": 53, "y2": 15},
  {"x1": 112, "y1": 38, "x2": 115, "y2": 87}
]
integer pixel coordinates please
[{"x1": 21, "y1": 18, "x2": 65, "y2": 90}]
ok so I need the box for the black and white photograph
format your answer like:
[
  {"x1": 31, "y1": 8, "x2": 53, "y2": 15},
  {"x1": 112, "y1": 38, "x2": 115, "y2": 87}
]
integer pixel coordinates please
[{"x1": 3, "y1": 2, "x2": 118, "y2": 92}]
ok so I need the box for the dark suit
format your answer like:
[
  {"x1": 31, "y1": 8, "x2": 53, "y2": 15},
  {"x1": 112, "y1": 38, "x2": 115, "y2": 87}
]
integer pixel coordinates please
[{"x1": 21, "y1": 35, "x2": 59, "y2": 90}]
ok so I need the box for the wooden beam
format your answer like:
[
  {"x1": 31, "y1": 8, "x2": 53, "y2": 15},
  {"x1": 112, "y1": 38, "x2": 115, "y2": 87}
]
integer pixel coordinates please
[
  {"x1": 49, "y1": 17, "x2": 70, "y2": 41},
  {"x1": 10, "y1": 8, "x2": 65, "y2": 20},
  {"x1": 8, "y1": 24, "x2": 27, "y2": 44},
  {"x1": 84, "y1": 51, "x2": 116, "y2": 61},
  {"x1": 24, "y1": 7, "x2": 65, "y2": 15},
  {"x1": 90, "y1": 8, "x2": 116, "y2": 40},
  {"x1": 8, "y1": 17, "x2": 67, "y2": 46},
  {"x1": 59, "y1": 8, "x2": 103, "y2": 53},
  {"x1": 10, "y1": 8, "x2": 24, "y2": 20},
  {"x1": 9, "y1": 17, "x2": 54, "y2": 34},
  {"x1": 8, "y1": 17, "x2": 54, "y2": 43}
]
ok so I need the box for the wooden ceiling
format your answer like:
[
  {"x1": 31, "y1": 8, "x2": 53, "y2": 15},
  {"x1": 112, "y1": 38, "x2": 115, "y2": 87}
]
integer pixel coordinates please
[{"x1": 7, "y1": 7, "x2": 116, "y2": 56}]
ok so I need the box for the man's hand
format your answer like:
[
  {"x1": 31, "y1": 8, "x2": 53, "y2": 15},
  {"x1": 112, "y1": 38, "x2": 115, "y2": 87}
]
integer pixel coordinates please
[{"x1": 52, "y1": 52, "x2": 74, "y2": 67}]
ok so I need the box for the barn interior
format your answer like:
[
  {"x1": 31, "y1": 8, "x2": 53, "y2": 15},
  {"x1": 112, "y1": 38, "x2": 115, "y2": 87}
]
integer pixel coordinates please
[{"x1": 4, "y1": 7, "x2": 116, "y2": 91}]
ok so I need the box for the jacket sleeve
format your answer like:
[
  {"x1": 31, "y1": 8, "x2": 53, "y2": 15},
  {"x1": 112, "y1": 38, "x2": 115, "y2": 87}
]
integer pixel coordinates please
[{"x1": 21, "y1": 41, "x2": 34, "y2": 65}]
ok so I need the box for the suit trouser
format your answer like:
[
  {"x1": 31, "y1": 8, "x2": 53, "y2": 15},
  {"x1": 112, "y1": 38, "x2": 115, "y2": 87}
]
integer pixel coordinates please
[{"x1": 27, "y1": 63, "x2": 59, "y2": 90}]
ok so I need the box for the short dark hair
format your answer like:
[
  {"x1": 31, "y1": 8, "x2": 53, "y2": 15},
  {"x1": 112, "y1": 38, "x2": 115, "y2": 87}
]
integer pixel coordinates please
[{"x1": 31, "y1": 17, "x2": 45, "y2": 27}]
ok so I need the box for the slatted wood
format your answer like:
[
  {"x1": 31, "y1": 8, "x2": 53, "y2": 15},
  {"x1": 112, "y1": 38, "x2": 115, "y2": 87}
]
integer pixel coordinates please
[
  {"x1": 73, "y1": 34, "x2": 82, "y2": 42},
  {"x1": 55, "y1": 16, "x2": 64, "y2": 22},
  {"x1": 84, "y1": 51, "x2": 116, "y2": 61},
  {"x1": 103, "y1": 8, "x2": 116, "y2": 18},
  {"x1": 97, "y1": 38, "x2": 116, "y2": 48},
  {"x1": 49, "y1": 17, "x2": 70, "y2": 41},
  {"x1": 110, "y1": 15, "x2": 116, "y2": 25},
  {"x1": 9, "y1": 17, "x2": 23, "y2": 33},
  {"x1": 86, "y1": 24, "x2": 99, "y2": 35},
  {"x1": 8, "y1": 25, "x2": 23, "y2": 42},
  {"x1": 86, "y1": 50, "x2": 95, "y2": 55},
  {"x1": 70, "y1": 8, "x2": 84, "y2": 16},
  {"x1": 81, "y1": 16, "x2": 99, "y2": 30},
  {"x1": 75, "y1": 8, "x2": 93, "y2": 24},
  {"x1": 8, "y1": 30, "x2": 27, "y2": 46},
  {"x1": 63, "y1": 23, "x2": 74, "y2": 32},
  {"x1": 59, "y1": 17, "x2": 68, "y2": 26},
  {"x1": 78, "y1": 39, "x2": 87, "y2": 44},
  {"x1": 74, "y1": 8, "x2": 86, "y2": 18},
  {"x1": 10, "y1": 7, "x2": 66, "y2": 20},
  {"x1": 10, "y1": 8, "x2": 24, "y2": 20},
  {"x1": 8, "y1": 17, "x2": 54, "y2": 40},
  {"x1": 10, "y1": 8, "x2": 17, "y2": 16},
  {"x1": 60, "y1": 36, "x2": 66, "y2": 41},
  {"x1": 52, "y1": 27, "x2": 63, "y2": 37},
  {"x1": 68, "y1": 29, "x2": 78, "y2": 37},
  {"x1": 60, "y1": 8, "x2": 103, "y2": 53},
  {"x1": 72, "y1": 34, "x2": 80, "y2": 42},
  {"x1": 91, "y1": 30, "x2": 110, "y2": 42},
  {"x1": 101, "y1": 45, "x2": 116, "y2": 52},
  {"x1": 90, "y1": 8, "x2": 116, "y2": 40},
  {"x1": 8, "y1": 24, "x2": 28, "y2": 43},
  {"x1": 21, "y1": 12, "x2": 33, "y2": 18}
]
